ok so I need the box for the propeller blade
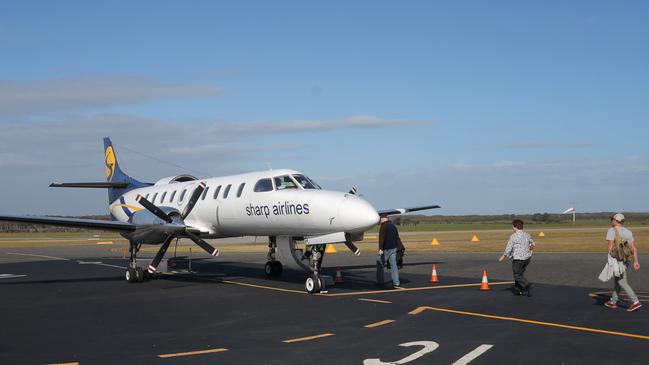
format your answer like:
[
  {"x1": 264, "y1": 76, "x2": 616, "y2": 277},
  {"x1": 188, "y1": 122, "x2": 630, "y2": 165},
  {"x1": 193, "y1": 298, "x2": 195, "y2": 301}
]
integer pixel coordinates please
[
  {"x1": 147, "y1": 235, "x2": 174, "y2": 274},
  {"x1": 344, "y1": 241, "x2": 361, "y2": 256},
  {"x1": 181, "y1": 181, "x2": 207, "y2": 219},
  {"x1": 136, "y1": 195, "x2": 173, "y2": 223},
  {"x1": 185, "y1": 230, "x2": 219, "y2": 257}
]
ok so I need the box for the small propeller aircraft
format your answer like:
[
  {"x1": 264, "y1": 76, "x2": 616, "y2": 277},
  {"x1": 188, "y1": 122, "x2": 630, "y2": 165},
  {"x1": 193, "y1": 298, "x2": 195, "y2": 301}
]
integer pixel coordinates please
[{"x1": 0, "y1": 138, "x2": 439, "y2": 293}]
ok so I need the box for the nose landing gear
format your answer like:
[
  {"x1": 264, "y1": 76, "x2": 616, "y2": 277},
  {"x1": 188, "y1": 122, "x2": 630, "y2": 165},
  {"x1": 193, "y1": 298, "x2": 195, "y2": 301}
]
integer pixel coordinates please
[{"x1": 265, "y1": 237, "x2": 284, "y2": 278}]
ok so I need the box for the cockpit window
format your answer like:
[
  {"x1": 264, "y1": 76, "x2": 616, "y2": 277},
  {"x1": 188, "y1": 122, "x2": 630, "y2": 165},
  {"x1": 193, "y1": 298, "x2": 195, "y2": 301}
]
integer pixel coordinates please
[
  {"x1": 254, "y1": 178, "x2": 273, "y2": 192},
  {"x1": 273, "y1": 175, "x2": 298, "y2": 190},
  {"x1": 292, "y1": 174, "x2": 321, "y2": 189}
]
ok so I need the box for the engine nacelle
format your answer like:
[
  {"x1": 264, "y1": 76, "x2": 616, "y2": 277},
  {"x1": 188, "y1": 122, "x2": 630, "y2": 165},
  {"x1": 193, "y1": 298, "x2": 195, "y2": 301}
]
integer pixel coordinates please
[{"x1": 125, "y1": 207, "x2": 184, "y2": 244}]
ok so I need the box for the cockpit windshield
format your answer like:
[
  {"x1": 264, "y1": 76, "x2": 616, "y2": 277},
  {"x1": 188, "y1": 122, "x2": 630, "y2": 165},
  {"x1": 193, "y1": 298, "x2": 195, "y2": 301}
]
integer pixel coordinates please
[
  {"x1": 274, "y1": 175, "x2": 299, "y2": 190},
  {"x1": 292, "y1": 174, "x2": 321, "y2": 190}
]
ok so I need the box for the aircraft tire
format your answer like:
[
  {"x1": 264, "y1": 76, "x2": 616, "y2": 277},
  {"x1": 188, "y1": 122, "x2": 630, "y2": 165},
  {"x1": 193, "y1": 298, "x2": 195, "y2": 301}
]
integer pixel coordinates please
[
  {"x1": 126, "y1": 267, "x2": 136, "y2": 283},
  {"x1": 305, "y1": 274, "x2": 321, "y2": 294},
  {"x1": 264, "y1": 262, "x2": 274, "y2": 277},
  {"x1": 135, "y1": 267, "x2": 144, "y2": 282}
]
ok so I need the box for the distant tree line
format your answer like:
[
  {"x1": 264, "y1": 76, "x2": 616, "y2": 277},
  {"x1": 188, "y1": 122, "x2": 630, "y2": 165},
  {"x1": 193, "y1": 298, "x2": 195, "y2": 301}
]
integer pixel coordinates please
[{"x1": 392, "y1": 212, "x2": 649, "y2": 226}]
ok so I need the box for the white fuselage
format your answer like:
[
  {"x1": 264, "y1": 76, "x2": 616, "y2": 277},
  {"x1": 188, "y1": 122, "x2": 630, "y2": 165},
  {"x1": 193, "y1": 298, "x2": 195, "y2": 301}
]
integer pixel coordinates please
[{"x1": 109, "y1": 169, "x2": 379, "y2": 239}]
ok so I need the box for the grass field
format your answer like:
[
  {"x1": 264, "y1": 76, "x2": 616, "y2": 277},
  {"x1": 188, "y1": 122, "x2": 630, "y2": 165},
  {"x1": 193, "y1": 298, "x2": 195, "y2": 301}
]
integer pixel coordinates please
[{"x1": 2, "y1": 225, "x2": 648, "y2": 254}]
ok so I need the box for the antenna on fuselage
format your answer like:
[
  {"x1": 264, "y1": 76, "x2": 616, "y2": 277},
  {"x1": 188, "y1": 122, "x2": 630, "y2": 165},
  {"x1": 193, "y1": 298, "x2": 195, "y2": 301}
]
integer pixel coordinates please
[{"x1": 266, "y1": 162, "x2": 273, "y2": 170}]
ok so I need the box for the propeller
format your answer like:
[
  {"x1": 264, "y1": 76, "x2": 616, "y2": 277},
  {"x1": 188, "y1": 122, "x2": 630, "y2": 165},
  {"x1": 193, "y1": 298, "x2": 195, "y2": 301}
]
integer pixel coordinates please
[
  {"x1": 137, "y1": 181, "x2": 220, "y2": 274},
  {"x1": 344, "y1": 241, "x2": 361, "y2": 256}
]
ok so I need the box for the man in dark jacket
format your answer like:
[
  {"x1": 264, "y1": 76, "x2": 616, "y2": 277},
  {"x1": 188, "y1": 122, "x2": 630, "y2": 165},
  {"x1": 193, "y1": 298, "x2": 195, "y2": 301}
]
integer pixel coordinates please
[{"x1": 377, "y1": 215, "x2": 403, "y2": 288}]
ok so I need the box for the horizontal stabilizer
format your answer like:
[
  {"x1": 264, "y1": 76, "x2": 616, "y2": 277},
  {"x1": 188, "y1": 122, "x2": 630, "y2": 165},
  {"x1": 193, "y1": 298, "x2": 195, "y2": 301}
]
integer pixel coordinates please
[
  {"x1": 378, "y1": 205, "x2": 441, "y2": 216},
  {"x1": 50, "y1": 182, "x2": 131, "y2": 188}
]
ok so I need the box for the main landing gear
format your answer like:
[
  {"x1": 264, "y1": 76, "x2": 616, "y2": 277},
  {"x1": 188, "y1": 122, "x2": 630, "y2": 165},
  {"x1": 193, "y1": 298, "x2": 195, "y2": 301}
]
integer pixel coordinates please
[
  {"x1": 125, "y1": 241, "x2": 145, "y2": 283},
  {"x1": 265, "y1": 237, "x2": 283, "y2": 278}
]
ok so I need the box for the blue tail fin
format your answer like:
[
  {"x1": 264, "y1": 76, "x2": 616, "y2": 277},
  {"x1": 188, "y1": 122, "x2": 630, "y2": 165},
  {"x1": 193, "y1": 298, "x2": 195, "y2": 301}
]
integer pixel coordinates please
[{"x1": 103, "y1": 137, "x2": 149, "y2": 203}]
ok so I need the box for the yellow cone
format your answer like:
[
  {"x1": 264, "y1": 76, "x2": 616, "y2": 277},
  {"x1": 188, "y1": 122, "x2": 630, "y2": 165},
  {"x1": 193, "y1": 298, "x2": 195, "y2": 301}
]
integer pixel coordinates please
[
  {"x1": 471, "y1": 234, "x2": 480, "y2": 242},
  {"x1": 325, "y1": 244, "x2": 337, "y2": 253},
  {"x1": 431, "y1": 238, "x2": 440, "y2": 246},
  {"x1": 538, "y1": 231, "x2": 545, "y2": 237}
]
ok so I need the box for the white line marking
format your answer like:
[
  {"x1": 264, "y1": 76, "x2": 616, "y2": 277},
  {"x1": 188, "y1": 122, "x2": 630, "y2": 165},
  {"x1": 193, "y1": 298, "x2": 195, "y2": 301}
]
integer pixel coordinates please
[
  {"x1": 77, "y1": 260, "x2": 103, "y2": 264},
  {"x1": 364, "y1": 341, "x2": 439, "y2": 364},
  {"x1": 0, "y1": 274, "x2": 27, "y2": 279},
  {"x1": 85, "y1": 262, "x2": 126, "y2": 269},
  {"x1": 6, "y1": 252, "x2": 69, "y2": 261},
  {"x1": 451, "y1": 344, "x2": 494, "y2": 365}
]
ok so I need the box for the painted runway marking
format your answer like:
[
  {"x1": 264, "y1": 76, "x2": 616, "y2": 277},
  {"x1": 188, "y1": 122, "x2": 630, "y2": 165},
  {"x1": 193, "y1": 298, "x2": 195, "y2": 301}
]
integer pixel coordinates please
[
  {"x1": 320, "y1": 281, "x2": 514, "y2": 297},
  {"x1": 365, "y1": 319, "x2": 395, "y2": 328},
  {"x1": 43, "y1": 362, "x2": 79, "y2": 365},
  {"x1": 364, "y1": 341, "x2": 439, "y2": 364},
  {"x1": 158, "y1": 348, "x2": 228, "y2": 358},
  {"x1": 282, "y1": 332, "x2": 335, "y2": 343},
  {"x1": 451, "y1": 344, "x2": 493, "y2": 365},
  {"x1": 0, "y1": 273, "x2": 27, "y2": 279},
  {"x1": 7, "y1": 252, "x2": 69, "y2": 261},
  {"x1": 219, "y1": 279, "x2": 308, "y2": 295},
  {"x1": 76, "y1": 261, "x2": 126, "y2": 269},
  {"x1": 96, "y1": 241, "x2": 113, "y2": 245},
  {"x1": 358, "y1": 298, "x2": 392, "y2": 304},
  {"x1": 409, "y1": 306, "x2": 649, "y2": 341}
]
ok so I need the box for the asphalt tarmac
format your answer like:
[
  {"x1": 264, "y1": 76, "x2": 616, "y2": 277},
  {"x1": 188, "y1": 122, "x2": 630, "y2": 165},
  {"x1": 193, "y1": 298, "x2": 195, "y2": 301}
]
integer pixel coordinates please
[{"x1": 1, "y1": 245, "x2": 648, "y2": 365}]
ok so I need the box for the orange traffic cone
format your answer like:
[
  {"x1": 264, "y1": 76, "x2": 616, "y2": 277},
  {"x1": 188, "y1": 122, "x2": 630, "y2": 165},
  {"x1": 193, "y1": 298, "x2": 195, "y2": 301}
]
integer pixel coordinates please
[
  {"x1": 335, "y1": 267, "x2": 344, "y2": 284},
  {"x1": 479, "y1": 270, "x2": 490, "y2": 291},
  {"x1": 430, "y1": 264, "x2": 439, "y2": 283}
]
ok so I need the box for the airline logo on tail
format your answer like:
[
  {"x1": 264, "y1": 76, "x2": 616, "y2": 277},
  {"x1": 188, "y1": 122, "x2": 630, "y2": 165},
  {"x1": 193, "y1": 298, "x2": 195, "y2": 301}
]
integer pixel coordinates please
[{"x1": 105, "y1": 146, "x2": 116, "y2": 181}]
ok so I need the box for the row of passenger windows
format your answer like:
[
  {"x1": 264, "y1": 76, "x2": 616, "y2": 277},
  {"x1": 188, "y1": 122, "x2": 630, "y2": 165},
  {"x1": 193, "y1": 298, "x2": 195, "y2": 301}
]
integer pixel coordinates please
[
  {"x1": 141, "y1": 174, "x2": 320, "y2": 206},
  {"x1": 143, "y1": 182, "x2": 246, "y2": 205}
]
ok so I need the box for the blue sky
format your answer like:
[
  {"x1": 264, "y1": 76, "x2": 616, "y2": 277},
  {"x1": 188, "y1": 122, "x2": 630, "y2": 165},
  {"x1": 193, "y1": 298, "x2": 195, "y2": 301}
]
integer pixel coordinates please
[{"x1": 0, "y1": 1, "x2": 648, "y2": 215}]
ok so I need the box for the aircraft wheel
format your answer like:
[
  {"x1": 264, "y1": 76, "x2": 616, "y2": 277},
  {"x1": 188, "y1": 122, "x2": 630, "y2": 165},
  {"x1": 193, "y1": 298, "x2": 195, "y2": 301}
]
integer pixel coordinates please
[
  {"x1": 305, "y1": 274, "x2": 322, "y2": 294},
  {"x1": 135, "y1": 267, "x2": 144, "y2": 282},
  {"x1": 126, "y1": 267, "x2": 136, "y2": 283},
  {"x1": 264, "y1": 262, "x2": 274, "y2": 277}
]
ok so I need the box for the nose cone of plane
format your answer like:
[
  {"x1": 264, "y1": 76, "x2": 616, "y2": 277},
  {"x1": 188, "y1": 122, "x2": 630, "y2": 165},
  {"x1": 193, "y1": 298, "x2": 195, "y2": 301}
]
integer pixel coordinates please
[{"x1": 339, "y1": 195, "x2": 380, "y2": 233}]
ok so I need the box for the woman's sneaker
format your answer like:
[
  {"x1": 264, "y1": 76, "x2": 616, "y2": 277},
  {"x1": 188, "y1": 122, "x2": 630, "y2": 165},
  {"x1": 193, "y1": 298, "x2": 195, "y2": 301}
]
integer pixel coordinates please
[
  {"x1": 627, "y1": 301, "x2": 642, "y2": 312},
  {"x1": 604, "y1": 300, "x2": 618, "y2": 309}
]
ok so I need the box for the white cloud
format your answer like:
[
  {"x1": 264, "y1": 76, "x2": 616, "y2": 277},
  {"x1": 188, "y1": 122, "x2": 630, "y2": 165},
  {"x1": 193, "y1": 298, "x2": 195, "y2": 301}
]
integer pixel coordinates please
[
  {"x1": 0, "y1": 75, "x2": 223, "y2": 116},
  {"x1": 210, "y1": 115, "x2": 427, "y2": 136}
]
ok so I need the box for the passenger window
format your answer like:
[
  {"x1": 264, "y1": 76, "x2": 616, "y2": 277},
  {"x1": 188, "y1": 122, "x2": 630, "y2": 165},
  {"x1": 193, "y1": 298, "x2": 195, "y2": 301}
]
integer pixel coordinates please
[
  {"x1": 160, "y1": 191, "x2": 167, "y2": 204},
  {"x1": 201, "y1": 186, "x2": 210, "y2": 200},
  {"x1": 274, "y1": 175, "x2": 298, "y2": 190},
  {"x1": 213, "y1": 185, "x2": 222, "y2": 199},
  {"x1": 254, "y1": 178, "x2": 273, "y2": 192},
  {"x1": 237, "y1": 183, "x2": 246, "y2": 197},
  {"x1": 170, "y1": 190, "x2": 177, "y2": 203},
  {"x1": 152, "y1": 193, "x2": 158, "y2": 204},
  {"x1": 179, "y1": 189, "x2": 187, "y2": 203},
  {"x1": 223, "y1": 184, "x2": 232, "y2": 199}
]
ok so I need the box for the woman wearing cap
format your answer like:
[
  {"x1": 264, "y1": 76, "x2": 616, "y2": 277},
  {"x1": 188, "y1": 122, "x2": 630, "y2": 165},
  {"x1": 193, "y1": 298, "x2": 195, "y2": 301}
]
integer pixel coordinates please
[{"x1": 604, "y1": 213, "x2": 642, "y2": 312}]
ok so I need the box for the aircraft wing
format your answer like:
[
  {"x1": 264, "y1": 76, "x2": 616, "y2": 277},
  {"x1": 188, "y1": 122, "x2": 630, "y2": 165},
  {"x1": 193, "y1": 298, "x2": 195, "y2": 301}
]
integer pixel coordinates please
[
  {"x1": 378, "y1": 205, "x2": 441, "y2": 216},
  {"x1": 0, "y1": 215, "x2": 136, "y2": 232}
]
